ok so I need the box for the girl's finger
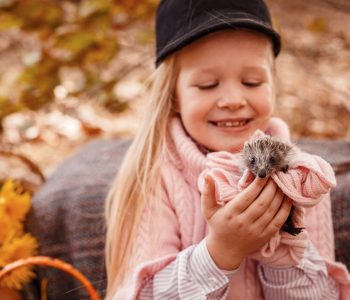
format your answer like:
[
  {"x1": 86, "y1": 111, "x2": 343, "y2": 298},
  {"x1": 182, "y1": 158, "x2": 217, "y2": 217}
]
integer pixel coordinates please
[
  {"x1": 264, "y1": 197, "x2": 292, "y2": 236},
  {"x1": 253, "y1": 188, "x2": 284, "y2": 229},
  {"x1": 239, "y1": 179, "x2": 277, "y2": 218},
  {"x1": 230, "y1": 176, "x2": 269, "y2": 213},
  {"x1": 201, "y1": 175, "x2": 220, "y2": 220}
]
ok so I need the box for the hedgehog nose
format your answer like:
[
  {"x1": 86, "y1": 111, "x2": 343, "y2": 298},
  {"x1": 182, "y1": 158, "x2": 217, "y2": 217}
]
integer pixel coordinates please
[{"x1": 258, "y1": 171, "x2": 266, "y2": 178}]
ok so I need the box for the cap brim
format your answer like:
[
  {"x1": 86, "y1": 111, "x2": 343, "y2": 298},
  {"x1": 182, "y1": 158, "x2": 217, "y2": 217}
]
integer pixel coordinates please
[{"x1": 156, "y1": 10, "x2": 281, "y2": 66}]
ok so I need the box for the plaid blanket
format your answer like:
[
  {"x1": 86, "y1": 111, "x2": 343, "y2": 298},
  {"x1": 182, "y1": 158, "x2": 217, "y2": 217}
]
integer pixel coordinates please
[
  {"x1": 23, "y1": 139, "x2": 131, "y2": 300},
  {"x1": 23, "y1": 138, "x2": 350, "y2": 300},
  {"x1": 297, "y1": 139, "x2": 350, "y2": 268}
]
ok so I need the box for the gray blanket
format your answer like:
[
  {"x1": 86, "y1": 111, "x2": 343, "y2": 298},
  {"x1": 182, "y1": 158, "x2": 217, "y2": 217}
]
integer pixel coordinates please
[{"x1": 23, "y1": 138, "x2": 350, "y2": 300}]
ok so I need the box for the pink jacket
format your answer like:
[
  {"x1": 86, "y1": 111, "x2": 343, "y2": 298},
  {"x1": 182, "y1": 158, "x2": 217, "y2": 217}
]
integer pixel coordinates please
[{"x1": 114, "y1": 117, "x2": 350, "y2": 299}]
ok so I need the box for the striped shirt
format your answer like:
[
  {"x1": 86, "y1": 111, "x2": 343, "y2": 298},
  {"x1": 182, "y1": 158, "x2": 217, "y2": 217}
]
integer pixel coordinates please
[{"x1": 138, "y1": 239, "x2": 339, "y2": 299}]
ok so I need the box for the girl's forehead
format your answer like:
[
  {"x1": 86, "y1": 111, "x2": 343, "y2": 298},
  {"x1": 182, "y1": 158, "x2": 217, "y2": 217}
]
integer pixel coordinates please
[{"x1": 176, "y1": 29, "x2": 274, "y2": 71}]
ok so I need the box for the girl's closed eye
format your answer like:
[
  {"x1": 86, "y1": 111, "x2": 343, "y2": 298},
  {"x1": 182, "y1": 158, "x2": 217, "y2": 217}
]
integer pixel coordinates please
[
  {"x1": 242, "y1": 80, "x2": 263, "y2": 87},
  {"x1": 196, "y1": 81, "x2": 219, "y2": 90}
]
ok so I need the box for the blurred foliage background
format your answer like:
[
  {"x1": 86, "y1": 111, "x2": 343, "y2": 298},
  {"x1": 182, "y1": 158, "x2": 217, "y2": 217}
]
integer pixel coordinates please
[
  {"x1": 0, "y1": 0, "x2": 158, "y2": 190},
  {"x1": 0, "y1": 0, "x2": 157, "y2": 122},
  {"x1": 0, "y1": 0, "x2": 350, "y2": 191}
]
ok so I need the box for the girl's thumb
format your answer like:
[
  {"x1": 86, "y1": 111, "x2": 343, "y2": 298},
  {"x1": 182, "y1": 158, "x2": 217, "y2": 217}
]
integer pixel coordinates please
[{"x1": 201, "y1": 175, "x2": 219, "y2": 219}]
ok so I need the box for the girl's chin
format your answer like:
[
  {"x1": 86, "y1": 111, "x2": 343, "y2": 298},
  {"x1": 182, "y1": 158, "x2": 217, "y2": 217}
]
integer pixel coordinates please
[{"x1": 206, "y1": 141, "x2": 245, "y2": 153}]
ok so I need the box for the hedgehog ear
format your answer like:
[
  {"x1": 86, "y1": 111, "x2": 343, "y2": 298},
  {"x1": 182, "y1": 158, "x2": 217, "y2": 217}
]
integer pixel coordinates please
[
  {"x1": 250, "y1": 129, "x2": 265, "y2": 141},
  {"x1": 243, "y1": 140, "x2": 251, "y2": 150},
  {"x1": 278, "y1": 141, "x2": 292, "y2": 151}
]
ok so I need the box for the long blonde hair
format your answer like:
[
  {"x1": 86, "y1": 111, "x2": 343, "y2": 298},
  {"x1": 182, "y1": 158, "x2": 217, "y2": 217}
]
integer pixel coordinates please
[{"x1": 104, "y1": 55, "x2": 178, "y2": 298}]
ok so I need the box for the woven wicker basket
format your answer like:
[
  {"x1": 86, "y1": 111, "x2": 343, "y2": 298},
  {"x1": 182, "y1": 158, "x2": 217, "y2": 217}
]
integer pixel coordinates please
[{"x1": 0, "y1": 256, "x2": 101, "y2": 300}]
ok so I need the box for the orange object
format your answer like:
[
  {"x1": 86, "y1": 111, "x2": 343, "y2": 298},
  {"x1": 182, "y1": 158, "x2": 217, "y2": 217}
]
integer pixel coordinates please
[
  {"x1": 0, "y1": 256, "x2": 101, "y2": 300},
  {"x1": 0, "y1": 287, "x2": 22, "y2": 300}
]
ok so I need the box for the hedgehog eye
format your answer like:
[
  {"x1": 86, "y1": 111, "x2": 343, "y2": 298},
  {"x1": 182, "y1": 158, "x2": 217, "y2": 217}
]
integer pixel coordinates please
[
  {"x1": 249, "y1": 157, "x2": 256, "y2": 166},
  {"x1": 269, "y1": 157, "x2": 276, "y2": 165}
]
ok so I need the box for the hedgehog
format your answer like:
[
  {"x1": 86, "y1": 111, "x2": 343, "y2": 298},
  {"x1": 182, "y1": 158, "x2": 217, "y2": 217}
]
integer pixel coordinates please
[{"x1": 242, "y1": 132, "x2": 303, "y2": 236}]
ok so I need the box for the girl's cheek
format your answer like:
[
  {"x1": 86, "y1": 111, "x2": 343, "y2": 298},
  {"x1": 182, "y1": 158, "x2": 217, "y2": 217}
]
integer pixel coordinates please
[
  {"x1": 251, "y1": 98, "x2": 274, "y2": 118},
  {"x1": 263, "y1": 98, "x2": 274, "y2": 115},
  {"x1": 261, "y1": 86, "x2": 275, "y2": 108}
]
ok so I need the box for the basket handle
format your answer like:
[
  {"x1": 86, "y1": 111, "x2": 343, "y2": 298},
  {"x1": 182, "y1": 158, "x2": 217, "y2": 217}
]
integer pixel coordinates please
[{"x1": 0, "y1": 256, "x2": 101, "y2": 300}]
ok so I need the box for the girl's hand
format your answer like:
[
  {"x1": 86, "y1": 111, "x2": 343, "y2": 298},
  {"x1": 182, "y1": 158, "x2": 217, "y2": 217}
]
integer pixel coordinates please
[{"x1": 202, "y1": 175, "x2": 292, "y2": 270}]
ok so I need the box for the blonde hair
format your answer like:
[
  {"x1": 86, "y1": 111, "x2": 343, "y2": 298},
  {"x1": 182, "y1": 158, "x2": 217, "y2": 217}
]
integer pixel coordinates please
[{"x1": 104, "y1": 55, "x2": 178, "y2": 298}]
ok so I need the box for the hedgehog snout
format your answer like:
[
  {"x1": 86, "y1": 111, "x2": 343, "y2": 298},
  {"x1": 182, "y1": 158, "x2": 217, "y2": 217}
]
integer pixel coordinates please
[{"x1": 258, "y1": 170, "x2": 267, "y2": 178}]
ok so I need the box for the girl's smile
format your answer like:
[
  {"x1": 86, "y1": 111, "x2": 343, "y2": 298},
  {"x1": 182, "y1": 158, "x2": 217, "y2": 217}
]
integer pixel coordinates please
[
  {"x1": 174, "y1": 29, "x2": 275, "y2": 153},
  {"x1": 209, "y1": 118, "x2": 252, "y2": 129}
]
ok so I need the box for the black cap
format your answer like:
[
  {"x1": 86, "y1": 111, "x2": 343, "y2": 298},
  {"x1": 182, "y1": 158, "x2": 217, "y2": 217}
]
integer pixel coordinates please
[{"x1": 156, "y1": 0, "x2": 281, "y2": 67}]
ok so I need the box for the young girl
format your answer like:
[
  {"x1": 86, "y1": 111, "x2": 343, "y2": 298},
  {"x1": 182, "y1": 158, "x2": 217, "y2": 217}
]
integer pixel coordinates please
[{"x1": 105, "y1": 0, "x2": 350, "y2": 299}]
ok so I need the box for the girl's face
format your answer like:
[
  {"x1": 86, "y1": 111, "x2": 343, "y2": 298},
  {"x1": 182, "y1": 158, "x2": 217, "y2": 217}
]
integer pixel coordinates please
[{"x1": 174, "y1": 29, "x2": 275, "y2": 153}]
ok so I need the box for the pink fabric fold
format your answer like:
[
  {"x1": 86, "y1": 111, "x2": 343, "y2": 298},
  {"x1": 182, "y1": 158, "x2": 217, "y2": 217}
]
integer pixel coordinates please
[
  {"x1": 325, "y1": 259, "x2": 350, "y2": 299},
  {"x1": 238, "y1": 151, "x2": 336, "y2": 206},
  {"x1": 198, "y1": 132, "x2": 336, "y2": 267}
]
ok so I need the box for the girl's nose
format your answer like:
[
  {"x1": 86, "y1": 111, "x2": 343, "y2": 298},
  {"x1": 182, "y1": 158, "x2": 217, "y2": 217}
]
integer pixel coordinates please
[{"x1": 216, "y1": 87, "x2": 247, "y2": 110}]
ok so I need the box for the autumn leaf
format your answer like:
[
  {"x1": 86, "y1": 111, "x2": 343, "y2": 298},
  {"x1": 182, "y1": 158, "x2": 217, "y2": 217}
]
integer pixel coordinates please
[
  {"x1": 83, "y1": 11, "x2": 112, "y2": 33},
  {"x1": 18, "y1": 57, "x2": 59, "y2": 110},
  {"x1": 13, "y1": 0, "x2": 63, "y2": 30},
  {"x1": 0, "y1": 97, "x2": 21, "y2": 122},
  {"x1": 83, "y1": 38, "x2": 119, "y2": 68},
  {"x1": 49, "y1": 30, "x2": 96, "y2": 62},
  {"x1": 78, "y1": 0, "x2": 112, "y2": 19},
  {"x1": 308, "y1": 17, "x2": 328, "y2": 33},
  {"x1": 0, "y1": 12, "x2": 23, "y2": 30}
]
